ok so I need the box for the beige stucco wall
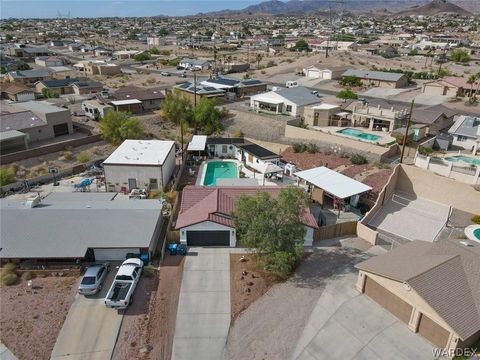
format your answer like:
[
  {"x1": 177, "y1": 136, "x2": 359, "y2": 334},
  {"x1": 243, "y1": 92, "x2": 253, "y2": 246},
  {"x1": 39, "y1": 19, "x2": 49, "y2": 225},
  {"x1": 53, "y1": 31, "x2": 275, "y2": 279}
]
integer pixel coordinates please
[
  {"x1": 357, "y1": 271, "x2": 460, "y2": 350},
  {"x1": 396, "y1": 165, "x2": 480, "y2": 214}
]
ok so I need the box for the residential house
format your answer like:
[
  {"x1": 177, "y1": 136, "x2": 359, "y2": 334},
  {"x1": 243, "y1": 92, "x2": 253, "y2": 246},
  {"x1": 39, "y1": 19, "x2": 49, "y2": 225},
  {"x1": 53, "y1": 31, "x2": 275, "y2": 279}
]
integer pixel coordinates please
[
  {"x1": 174, "y1": 82, "x2": 225, "y2": 103},
  {"x1": 311, "y1": 41, "x2": 358, "y2": 52},
  {"x1": 71, "y1": 81, "x2": 103, "y2": 95},
  {"x1": 303, "y1": 104, "x2": 342, "y2": 127},
  {"x1": 411, "y1": 104, "x2": 458, "y2": 135},
  {"x1": 84, "y1": 61, "x2": 121, "y2": 76},
  {"x1": 112, "y1": 50, "x2": 140, "y2": 59},
  {"x1": 341, "y1": 69, "x2": 409, "y2": 88},
  {"x1": 200, "y1": 77, "x2": 267, "y2": 99},
  {"x1": 175, "y1": 186, "x2": 318, "y2": 247},
  {"x1": 250, "y1": 86, "x2": 322, "y2": 117},
  {"x1": 422, "y1": 76, "x2": 480, "y2": 98},
  {"x1": 0, "y1": 192, "x2": 164, "y2": 262},
  {"x1": 6, "y1": 45, "x2": 49, "y2": 59},
  {"x1": 206, "y1": 137, "x2": 246, "y2": 158},
  {"x1": 303, "y1": 65, "x2": 348, "y2": 80},
  {"x1": 6, "y1": 69, "x2": 52, "y2": 86},
  {"x1": 0, "y1": 101, "x2": 73, "y2": 151},
  {"x1": 0, "y1": 83, "x2": 36, "y2": 102},
  {"x1": 355, "y1": 240, "x2": 480, "y2": 352},
  {"x1": 35, "y1": 78, "x2": 103, "y2": 96},
  {"x1": 237, "y1": 143, "x2": 281, "y2": 173},
  {"x1": 50, "y1": 40, "x2": 64, "y2": 47},
  {"x1": 345, "y1": 100, "x2": 409, "y2": 132},
  {"x1": 35, "y1": 56, "x2": 67, "y2": 67},
  {"x1": 103, "y1": 139, "x2": 176, "y2": 192},
  {"x1": 448, "y1": 115, "x2": 479, "y2": 154},
  {"x1": 111, "y1": 85, "x2": 164, "y2": 111},
  {"x1": 93, "y1": 46, "x2": 113, "y2": 57},
  {"x1": 179, "y1": 58, "x2": 211, "y2": 71}
]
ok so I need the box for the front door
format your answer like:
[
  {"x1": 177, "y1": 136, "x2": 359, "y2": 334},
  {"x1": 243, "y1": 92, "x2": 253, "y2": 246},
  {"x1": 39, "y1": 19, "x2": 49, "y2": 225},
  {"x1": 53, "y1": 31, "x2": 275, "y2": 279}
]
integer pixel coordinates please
[{"x1": 128, "y1": 178, "x2": 137, "y2": 191}]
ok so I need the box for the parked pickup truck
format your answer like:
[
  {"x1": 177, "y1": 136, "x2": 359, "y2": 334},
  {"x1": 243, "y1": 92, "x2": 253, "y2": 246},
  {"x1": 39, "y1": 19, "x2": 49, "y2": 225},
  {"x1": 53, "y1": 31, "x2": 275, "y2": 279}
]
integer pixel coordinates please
[{"x1": 104, "y1": 258, "x2": 143, "y2": 309}]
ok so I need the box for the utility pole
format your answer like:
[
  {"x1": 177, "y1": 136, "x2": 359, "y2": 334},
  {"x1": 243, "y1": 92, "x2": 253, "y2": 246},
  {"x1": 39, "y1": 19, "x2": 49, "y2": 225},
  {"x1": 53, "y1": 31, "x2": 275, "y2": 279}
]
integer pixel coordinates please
[
  {"x1": 400, "y1": 99, "x2": 415, "y2": 164},
  {"x1": 193, "y1": 72, "x2": 197, "y2": 135}
]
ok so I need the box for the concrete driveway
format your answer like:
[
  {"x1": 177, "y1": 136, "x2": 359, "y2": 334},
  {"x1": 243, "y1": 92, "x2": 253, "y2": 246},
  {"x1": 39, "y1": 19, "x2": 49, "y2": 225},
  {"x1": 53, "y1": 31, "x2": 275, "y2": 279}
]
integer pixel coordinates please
[
  {"x1": 293, "y1": 272, "x2": 434, "y2": 360},
  {"x1": 172, "y1": 247, "x2": 231, "y2": 360},
  {"x1": 51, "y1": 266, "x2": 123, "y2": 360}
]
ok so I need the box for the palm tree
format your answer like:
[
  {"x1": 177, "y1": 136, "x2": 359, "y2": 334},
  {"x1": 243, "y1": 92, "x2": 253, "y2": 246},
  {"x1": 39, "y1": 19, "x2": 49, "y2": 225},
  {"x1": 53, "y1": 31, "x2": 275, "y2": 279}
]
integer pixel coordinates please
[
  {"x1": 226, "y1": 55, "x2": 232, "y2": 72},
  {"x1": 474, "y1": 71, "x2": 480, "y2": 100},
  {"x1": 255, "y1": 53, "x2": 262, "y2": 68},
  {"x1": 213, "y1": 48, "x2": 218, "y2": 71}
]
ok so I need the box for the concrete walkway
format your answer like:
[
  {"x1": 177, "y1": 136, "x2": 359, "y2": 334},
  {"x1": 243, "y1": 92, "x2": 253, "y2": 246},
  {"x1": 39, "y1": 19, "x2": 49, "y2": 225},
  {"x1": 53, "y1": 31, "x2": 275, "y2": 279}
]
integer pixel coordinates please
[
  {"x1": 0, "y1": 343, "x2": 17, "y2": 360},
  {"x1": 293, "y1": 272, "x2": 434, "y2": 360},
  {"x1": 51, "y1": 269, "x2": 123, "y2": 360},
  {"x1": 172, "y1": 247, "x2": 232, "y2": 360}
]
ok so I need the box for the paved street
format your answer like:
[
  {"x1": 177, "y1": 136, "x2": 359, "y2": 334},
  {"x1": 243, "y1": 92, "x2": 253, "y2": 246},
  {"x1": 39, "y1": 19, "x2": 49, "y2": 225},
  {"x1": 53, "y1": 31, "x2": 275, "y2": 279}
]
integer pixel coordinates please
[
  {"x1": 51, "y1": 269, "x2": 123, "y2": 360},
  {"x1": 293, "y1": 272, "x2": 434, "y2": 360},
  {"x1": 172, "y1": 247, "x2": 231, "y2": 360}
]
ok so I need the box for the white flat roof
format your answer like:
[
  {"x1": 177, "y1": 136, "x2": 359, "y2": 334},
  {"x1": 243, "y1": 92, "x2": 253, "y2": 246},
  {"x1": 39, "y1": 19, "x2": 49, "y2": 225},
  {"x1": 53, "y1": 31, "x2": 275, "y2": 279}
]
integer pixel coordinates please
[
  {"x1": 187, "y1": 135, "x2": 207, "y2": 151},
  {"x1": 251, "y1": 96, "x2": 283, "y2": 105},
  {"x1": 111, "y1": 99, "x2": 142, "y2": 106},
  {"x1": 104, "y1": 139, "x2": 175, "y2": 166},
  {"x1": 294, "y1": 166, "x2": 372, "y2": 199},
  {"x1": 312, "y1": 104, "x2": 340, "y2": 110}
]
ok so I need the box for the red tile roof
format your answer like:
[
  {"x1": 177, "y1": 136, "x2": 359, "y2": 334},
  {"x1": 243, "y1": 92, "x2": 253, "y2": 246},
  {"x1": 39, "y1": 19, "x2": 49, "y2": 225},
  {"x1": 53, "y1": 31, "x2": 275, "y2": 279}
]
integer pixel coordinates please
[{"x1": 176, "y1": 186, "x2": 318, "y2": 230}]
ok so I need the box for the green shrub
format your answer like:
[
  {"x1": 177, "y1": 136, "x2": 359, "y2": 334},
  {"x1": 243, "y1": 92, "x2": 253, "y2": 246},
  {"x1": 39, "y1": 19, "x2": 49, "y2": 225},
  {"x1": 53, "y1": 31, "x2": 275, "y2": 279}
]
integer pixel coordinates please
[
  {"x1": 233, "y1": 129, "x2": 244, "y2": 138},
  {"x1": 350, "y1": 153, "x2": 367, "y2": 165},
  {"x1": 21, "y1": 271, "x2": 35, "y2": 281},
  {"x1": 292, "y1": 143, "x2": 307, "y2": 153},
  {"x1": 0, "y1": 167, "x2": 16, "y2": 186},
  {"x1": 76, "y1": 151, "x2": 90, "y2": 163},
  {"x1": 306, "y1": 143, "x2": 318, "y2": 154},
  {"x1": 264, "y1": 251, "x2": 297, "y2": 280},
  {"x1": 1, "y1": 273, "x2": 18, "y2": 286},
  {"x1": 143, "y1": 265, "x2": 157, "y2": 278},
  {"x1": 472, "y1": 215, "x2": 480, "y2": 224},
  {"x1": 3, "y1": 263, "x2": 17, "y2": 273}
]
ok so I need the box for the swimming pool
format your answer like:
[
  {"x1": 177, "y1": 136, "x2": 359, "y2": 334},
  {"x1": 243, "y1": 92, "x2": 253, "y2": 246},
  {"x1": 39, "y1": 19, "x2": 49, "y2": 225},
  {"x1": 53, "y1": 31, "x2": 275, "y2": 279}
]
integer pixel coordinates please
[
  {"x1": 337, "y1": 128, "x2": 381, "y2": 142},
  {"x1": 203, "y1": 161, "x2": 238, "y2": 186},
  {"x1": 444, "y1": 155, "x2": 480, "y2": 166},
  {"x1": 465, "y1": 225, "x2": 480, "y2": 243}
]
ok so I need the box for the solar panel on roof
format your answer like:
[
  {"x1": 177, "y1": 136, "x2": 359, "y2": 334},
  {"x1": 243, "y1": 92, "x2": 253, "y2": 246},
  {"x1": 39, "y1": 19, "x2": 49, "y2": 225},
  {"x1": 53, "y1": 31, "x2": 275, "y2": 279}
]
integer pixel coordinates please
[{"x1": 242, "y1": 80, "x2": 262, "y2": 85}]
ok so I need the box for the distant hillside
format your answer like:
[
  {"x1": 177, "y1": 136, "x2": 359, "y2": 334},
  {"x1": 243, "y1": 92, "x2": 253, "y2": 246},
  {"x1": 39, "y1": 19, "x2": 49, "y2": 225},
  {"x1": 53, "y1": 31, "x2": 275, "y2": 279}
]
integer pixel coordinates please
[
  {"x1": 201, "y1": 0, "x2": 478, "y2": 16},
  {"x1": 395, "y1": 0, "x2": 472, "y2": 16}
]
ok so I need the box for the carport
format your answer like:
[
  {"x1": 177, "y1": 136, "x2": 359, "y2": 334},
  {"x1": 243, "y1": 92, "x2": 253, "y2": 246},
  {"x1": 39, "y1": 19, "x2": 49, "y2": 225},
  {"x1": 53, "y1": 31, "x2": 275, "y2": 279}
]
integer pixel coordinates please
[{"x1": 294, "y1": 166, "x2": 372, "y2": 215}]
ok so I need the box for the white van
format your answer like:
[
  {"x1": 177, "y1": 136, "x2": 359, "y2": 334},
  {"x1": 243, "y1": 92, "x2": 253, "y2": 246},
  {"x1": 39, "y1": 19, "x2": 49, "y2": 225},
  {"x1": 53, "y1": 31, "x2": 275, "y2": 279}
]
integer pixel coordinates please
[{"x1": 286, "y1": 80, "x2": 299, "y2": 88}]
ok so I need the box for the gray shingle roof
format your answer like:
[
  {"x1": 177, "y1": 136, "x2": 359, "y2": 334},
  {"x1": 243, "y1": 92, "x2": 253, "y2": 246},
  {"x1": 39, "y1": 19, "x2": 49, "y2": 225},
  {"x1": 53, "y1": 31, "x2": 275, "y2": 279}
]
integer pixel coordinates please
[
  {"x1": 0, "y1": 110, "x2": 46, "y2": 132},
  {"x1": 448, "y1": 115, "x2": 480, "y2": 138},
  {"x1": 275, "y1": 86, "x2": 321, "y2": 106},
  {"x1": 356, "y1": 240, "x2": 480, "y2": 340},
  {"x1": 342, "y1": 69, "x2": 406, "y2": 82},
  {"x1": 0, "y1": 192, "x2": 163, "y2": 259},
  {"x1": 9, "y1": 69, "x2": 51, "y2": 79}
]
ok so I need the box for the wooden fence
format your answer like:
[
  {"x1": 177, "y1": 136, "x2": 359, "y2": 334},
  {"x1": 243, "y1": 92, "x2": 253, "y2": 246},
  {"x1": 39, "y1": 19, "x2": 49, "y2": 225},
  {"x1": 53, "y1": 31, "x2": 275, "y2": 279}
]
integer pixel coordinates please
[{"x1": 313, "y1": 221, "x2": 358, "y2": 241}]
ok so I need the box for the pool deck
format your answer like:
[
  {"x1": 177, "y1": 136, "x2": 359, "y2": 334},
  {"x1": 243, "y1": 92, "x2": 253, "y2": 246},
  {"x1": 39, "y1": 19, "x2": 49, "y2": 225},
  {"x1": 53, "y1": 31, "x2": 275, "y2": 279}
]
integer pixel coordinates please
[
  {"x1": 196, "y1": 158, "x2": 296, "y2": 187},
  {"x1": 312, "y1": 126, "x2": 395, "y2": 146}
]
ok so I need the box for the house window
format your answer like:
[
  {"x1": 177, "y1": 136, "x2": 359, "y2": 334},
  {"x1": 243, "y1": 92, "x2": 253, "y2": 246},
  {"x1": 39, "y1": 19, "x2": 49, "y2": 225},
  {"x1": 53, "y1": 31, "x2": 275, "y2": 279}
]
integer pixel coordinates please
[
  {"x1": 150, "y1": 100, "x2": 154, "y2": 105},
  {"x1": 286, "y1": 105, "x2": 292, "y2": 112},
  {"x1": 457, "y1": 135, "x2": 468, "y2": 142},
  {"x1": 222, "y1": 145, "x2": 228, "y2": 153},
  {"x1": 149, "y1": 178, "x2": 158, "y2": 189}
]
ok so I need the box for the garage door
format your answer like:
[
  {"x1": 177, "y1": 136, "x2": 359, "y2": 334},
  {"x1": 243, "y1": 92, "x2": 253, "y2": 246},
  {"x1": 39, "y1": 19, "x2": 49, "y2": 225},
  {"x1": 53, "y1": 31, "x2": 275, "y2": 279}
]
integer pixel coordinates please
[
  {"x1": 94, "y1": 248, "x2": 140, "y2": 261},
  {"x1": 364, "y1": 276, "x2": 413, "y2": 324},
  {"x1": 53, "y1": 123, "x2": 69, "y2": 137},
  {"x1": 186, "y1": 231, "x2": 230, "y2": 246},
  {"x1": 307, "y1": 70, "x2": 320, "y2": 79},
  {"x1": 321, "y1": 71, "x2": 332, "y2": 80},
  {"x1": 418, "y1": 313, "x2": 450, "y2": 348},
  {"x1": 424, "y1": 85, "x2": 445, "y2": 96}
]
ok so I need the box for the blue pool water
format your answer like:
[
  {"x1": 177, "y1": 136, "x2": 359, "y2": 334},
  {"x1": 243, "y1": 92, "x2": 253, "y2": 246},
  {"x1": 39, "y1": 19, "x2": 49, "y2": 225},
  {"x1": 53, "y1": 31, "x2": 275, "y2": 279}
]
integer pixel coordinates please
[
  {"x1": 337, "y1": 128, "x2": 381, "y2": 142},
  {"x1": 444, "y1": 155, "x2": 480, "y2": 166},
  {"x1": 474, "y1": 228, "x2": 480, "y2": 240},
  {"x1": 203, "y1": 161, "x2": 238, "y2": 186}
]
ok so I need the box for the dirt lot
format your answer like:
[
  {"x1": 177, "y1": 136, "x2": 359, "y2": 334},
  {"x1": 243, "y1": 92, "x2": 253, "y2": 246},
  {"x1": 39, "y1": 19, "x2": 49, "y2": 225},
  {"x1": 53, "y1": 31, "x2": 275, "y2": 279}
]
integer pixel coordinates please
[
  {"x1": 225, "y1": 238, "x2": 372, "y2": 360},
  {"x1": 281, "y1": 146, "x2": 351, "y2": 170},
  {"x1": 230, "y1": 254, "x2": 279, "y2": 321},
  {"x1": 0, "y1": 275, "x2": 79, "y2": 360},
  {"x1": 112, "y1": 253, "x2": 184, "y2": 360}
]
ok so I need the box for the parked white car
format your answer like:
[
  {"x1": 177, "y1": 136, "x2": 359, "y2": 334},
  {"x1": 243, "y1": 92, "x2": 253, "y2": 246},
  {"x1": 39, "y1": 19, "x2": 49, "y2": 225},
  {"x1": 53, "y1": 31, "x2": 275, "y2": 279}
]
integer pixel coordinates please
[
  {"x1": 78, "y1": 263, "x2": 110, "y2": 295},
  {"x1": 286, "y1": 80, "x2": 299, "y2": 88},
  {"x1": 104, "y1": 258, "x2": 143, "y2": 309}
]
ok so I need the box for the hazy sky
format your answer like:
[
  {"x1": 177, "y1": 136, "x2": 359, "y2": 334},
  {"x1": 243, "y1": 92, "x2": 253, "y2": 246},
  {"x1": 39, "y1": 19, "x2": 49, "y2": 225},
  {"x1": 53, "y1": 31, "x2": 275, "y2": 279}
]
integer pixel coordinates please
[{"x1": 0, "y1": 0, "x2": 266, "y2": 19}]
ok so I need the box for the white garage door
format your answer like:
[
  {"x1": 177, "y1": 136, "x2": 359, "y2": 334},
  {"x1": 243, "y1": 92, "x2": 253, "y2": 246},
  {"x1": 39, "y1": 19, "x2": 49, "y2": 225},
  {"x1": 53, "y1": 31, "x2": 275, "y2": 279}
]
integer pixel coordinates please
[
  {"x1": 321, "y1": 71, "x2": 332, "y2": 80},
  {"x1": 94, "y1": 248, "x2": 140, "y2": 261},
  {"x1": 307, "y1": 69, "x2": 320, "y2": 79}
]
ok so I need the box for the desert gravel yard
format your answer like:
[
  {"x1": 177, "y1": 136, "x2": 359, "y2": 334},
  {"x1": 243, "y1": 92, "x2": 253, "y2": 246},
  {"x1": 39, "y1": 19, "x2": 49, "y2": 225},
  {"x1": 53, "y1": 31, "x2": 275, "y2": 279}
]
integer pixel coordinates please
[
  {"x1": 224, "y1": 238, "x2": 372, "y2": 360},
  {"x1": 0, "y1": 275, "x2": 78, "y2": 360}
]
